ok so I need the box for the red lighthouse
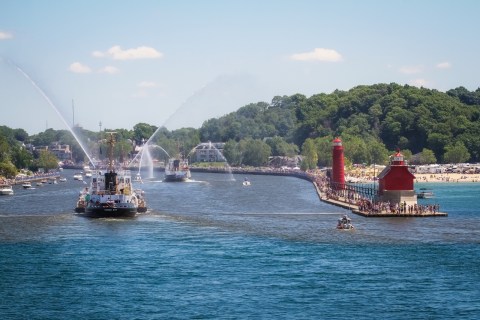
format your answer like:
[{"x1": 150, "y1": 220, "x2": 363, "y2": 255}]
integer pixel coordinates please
[
  {"x1": 377, "y1": 150, "x2": 417, "y2": 205},
  {"x1": 331, "y1": 137, "x2": 345, "y2": 189}
]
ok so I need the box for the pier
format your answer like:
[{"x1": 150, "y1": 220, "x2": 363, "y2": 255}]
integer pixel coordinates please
[
  {"x1": 189, "y1": 166, "x2": 448, "y2": 217},
  {"x1": 311, "y1": 178, "x2": 447, "y2": 217}
]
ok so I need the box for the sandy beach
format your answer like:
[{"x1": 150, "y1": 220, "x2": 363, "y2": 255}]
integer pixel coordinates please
[
  {"x1": 346, "y1": 169, "x2": 480, "y2": 184},
  {"x1": 413, "y1": 173, "x2": 480, "y2": 183}
]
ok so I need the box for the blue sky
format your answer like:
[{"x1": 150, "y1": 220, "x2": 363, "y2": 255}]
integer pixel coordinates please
[{"x1": 1, "y1": 0, "x2": 479, "y2": 134}]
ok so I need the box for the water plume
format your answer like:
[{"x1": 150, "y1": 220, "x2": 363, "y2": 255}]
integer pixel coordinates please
[{"x1": 6, "y1": 59, "x2": 95, "y2": 167}]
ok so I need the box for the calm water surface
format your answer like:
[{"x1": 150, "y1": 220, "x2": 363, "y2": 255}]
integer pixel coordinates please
[{"x1": 0, "y1": 170, "x2": 479, "y2": 319}]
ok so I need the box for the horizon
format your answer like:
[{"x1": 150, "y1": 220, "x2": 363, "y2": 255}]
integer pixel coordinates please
[{"x1": 1, "y1": 0, "x2": 479, "y2": 135}]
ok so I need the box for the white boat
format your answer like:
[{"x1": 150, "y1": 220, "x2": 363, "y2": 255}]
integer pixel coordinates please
[
  {"x1": 84, "y1": 166, "x2": 93, "y2": 178},
  {"x1": 22, "y1": 182, "x2": 33, "y2": 189},
  {"x1": 242, "y1": 178, "x2": 251, "y2": 186},
  {"x1": 0, "y1": 184, "x2": 14, "y2": 195},
  {"x1": 417, "y1": 188, "x2": 434, "y2": 199},
  {"x1": 59, "y1": 177, "x2": 67, "y2": 182},
  {"x1": 75, "y1": 132, "x2": 147, "y2": 218},
  {"x1": 337, "y1": 214, "x2": 355, "y2": 230},
  {"x1": 73, "y1": 173, "x2": 83, "y2": 181},
  {"x1": 164, "y1": 158, "x2": 191, "y2": 182}
]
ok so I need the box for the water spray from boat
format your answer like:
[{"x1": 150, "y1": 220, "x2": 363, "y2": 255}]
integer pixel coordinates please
[{"x1": 5, "y1": 58, "x2": 95, "y2": 167}]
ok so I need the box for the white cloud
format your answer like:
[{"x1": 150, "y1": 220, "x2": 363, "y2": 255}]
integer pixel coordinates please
[
  {"x1": 92, "y1": 50, "x2": 105, "y2": 58},
  {"x1": 0, "y1": 31, "x2": 13, "y2": 40},
  {"x1": 93, "y1": 45, "x2": 163, "y2": 60},
  {"x1": 409, "y1": 78, "x2": 428, "y2": 87},
  {"x1": 68, "y1": 62, "x2": 92, "y2": 73},
  {"x1": 290, "y1": 48, "x2": 342, "y2": 62},
  {"x1": 137, "y1": 81, "x2": 157, "y2": 88},
  {"x1": 436, "y1": 61, "x2": 451, "y2": 69},
  {"x1": 399, "y1": 65, "x2": 424, "y2": 74},
  {"x1": 98, "y1": 65, "x2": 120, "y2": 74}
]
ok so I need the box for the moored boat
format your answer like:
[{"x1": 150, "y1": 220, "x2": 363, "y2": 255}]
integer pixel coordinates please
[
  {"x1": 0, "y1": 184, "x2": 14, "y2": 195},
  {"x1": 164, "y1": 157, "x2": 191, "y2": 182},
  {"x1": 75, "y1": 132, "x2": 147, "y2": 218}
]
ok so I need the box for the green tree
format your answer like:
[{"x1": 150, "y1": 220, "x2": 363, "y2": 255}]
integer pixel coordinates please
[
  {"x1": 0, "y1": 135, "x2": 10, "y2": 163},
  {"x1": 35, "y1": 150, "x2": 59, "y2": 172},
  {"x1": 223, "y1": 140, "x2": 243, "y2": 166},
  {"x1": 313, "y1": 136, "x2": 333, "y2": 167},
  {"x1": 301, "y1": 138, "x2": 318, "y2": 170},
  {"x1": 133, "y1": 123, "x2": 157, "y2": 145},
  {"x1": 443, "y1": 141, "x2": 470, "y2": 164},
  {"x1": 11, "y1": 146, "x2": 34, "y2": 169},
  {"x1": 241, "y1": 139, "x2": 271, "y2": 167},
  {"x1": 367, "y1": 139, "x2": 390, "y2": 165},
  {"x1": 266, "y1": 136, "x2": 298, "y2": 157},
  {"x1": 343, "y1": 135, "x2": 369, "y2": 165},
  {"x1": 419, "y1": 148, "x2": 437, "y2": 165},
  {"x1": 0, "y1": 161, "x2": 17, "y2": 178}
]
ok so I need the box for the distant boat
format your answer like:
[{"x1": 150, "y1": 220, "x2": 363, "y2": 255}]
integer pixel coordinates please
[
  {"x1": 73, "y1": 173, "x2": 83, "y2": 181},
  {"x1": 59, "y1": 177, "x2": 67, "y2": 182},
  {"x1": 417, "y1": 188, "x2": 434, "y2": 199},
  {"x1": 337, "y1": 214, "x2": 355, "y2": 230},
  {"x1": 84, "y1": 166, "x2": 92, "y2": 178},
  {"x1": 22, "y1": 182, "x2": 33, "y2": 189},
  {"x1": 0, "y1": 184, "x2": 14, "y2": 195},
  {"x1": 242, "y1": 177, "x2": 251, "y2": 186},
  {"x1": 164, "y1": 158, "x2": 191, "y2": 182}
]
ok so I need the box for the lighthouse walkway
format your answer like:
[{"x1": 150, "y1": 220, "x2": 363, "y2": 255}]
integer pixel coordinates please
[{"x1": 311, "y1": 177, "x2": 448, "y2": 217}]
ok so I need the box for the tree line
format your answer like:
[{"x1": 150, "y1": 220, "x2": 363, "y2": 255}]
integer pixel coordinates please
[{"x1": 1, "y1": 83, "x2": 479, "y2": 178}]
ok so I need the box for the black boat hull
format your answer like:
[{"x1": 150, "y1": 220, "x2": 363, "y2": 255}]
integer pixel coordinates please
[{"x1": 83, "y1": 205, "x2": 137, "y2": 218}]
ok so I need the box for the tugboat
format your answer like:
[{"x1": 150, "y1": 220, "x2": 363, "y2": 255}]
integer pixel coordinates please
[
  {"x1": 337, "y1": 214, "x2": 355, "y2": 230},
  {"x1": 75, "y1": 132, "x2": 147, "y2": 217},
  {"x1": 164, "y1": 157, "x2": 191, "y2": 182}
]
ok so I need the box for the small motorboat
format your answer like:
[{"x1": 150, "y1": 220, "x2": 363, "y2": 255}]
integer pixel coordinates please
[
  {"x1": 337, "y1": 214, "x2": 354, "y2": 230},
  {"x1": 59, "y1": 177, "x2": 67, "y2": 182},
  {"x1": 417, "y1": 188, "x2": 434, "y2": 199},
  {"x1": 73, "y1": 173, "x2": 83, "y2": 181},
  {"x1": 22, "y1": 182, "x2": 33, "y2": 189},
  {"x1": 0, "y1": 184, "x2": 14, "y2": 195},
  {"x1": 242, "y1": 177, "x2": 251, "y2": 186}
]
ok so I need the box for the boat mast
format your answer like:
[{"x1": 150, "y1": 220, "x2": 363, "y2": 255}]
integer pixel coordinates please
[{"x1": 106, "y1": 132, "x2": 116, "y2": 171}]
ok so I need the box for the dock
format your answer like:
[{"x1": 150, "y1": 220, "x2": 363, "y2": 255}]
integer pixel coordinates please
[{"x1": 13, "y1": 172, "x2": 61, "y2": 185}]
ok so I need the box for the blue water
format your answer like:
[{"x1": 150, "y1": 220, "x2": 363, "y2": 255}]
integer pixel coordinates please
[{"x1": 0, "y1": 171, "x2": 479, "y2": 319}]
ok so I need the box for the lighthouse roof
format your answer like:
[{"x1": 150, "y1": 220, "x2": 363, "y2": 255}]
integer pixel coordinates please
[{"x1": 332, "y1": 137, "x2": 343, "y2": 146}]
